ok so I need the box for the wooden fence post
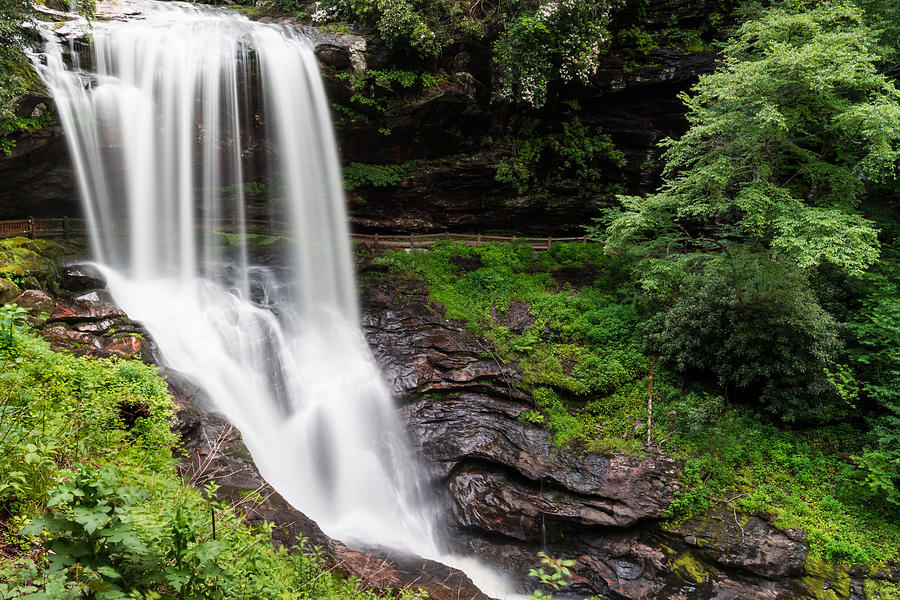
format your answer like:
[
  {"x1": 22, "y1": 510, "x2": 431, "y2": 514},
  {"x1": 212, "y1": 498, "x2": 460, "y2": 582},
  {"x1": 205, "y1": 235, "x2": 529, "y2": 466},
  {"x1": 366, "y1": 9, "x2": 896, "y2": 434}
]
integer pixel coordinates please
[
  {"x1": 63, "y1": 217, "x2": 70, "y2": 241},
  {"x1": 547, "y1": 236, "x2": 552, "y2": 249},
  {"x1": 477, "y1": 233, "x2": 481, "y2": 246},
  {"x1": 374, "y1": 233, "x2": 379, "y2": 251},
  {"x1": 268, "y1": 217, "x2": 275, "y2": 235},
  {"x1": 647, "y1": 361, "x2": 655, "y2": 447},
  {"x1": 410, "y1": 233, "x2": 415, "y2": 248}
]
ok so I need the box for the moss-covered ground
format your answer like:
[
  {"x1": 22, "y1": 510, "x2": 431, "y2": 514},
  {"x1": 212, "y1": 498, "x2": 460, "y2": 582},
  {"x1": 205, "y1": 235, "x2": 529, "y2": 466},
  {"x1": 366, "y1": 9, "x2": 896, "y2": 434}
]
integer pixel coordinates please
[{"x1": 370, "y1": 241, "x2": 900, "y2": 570}]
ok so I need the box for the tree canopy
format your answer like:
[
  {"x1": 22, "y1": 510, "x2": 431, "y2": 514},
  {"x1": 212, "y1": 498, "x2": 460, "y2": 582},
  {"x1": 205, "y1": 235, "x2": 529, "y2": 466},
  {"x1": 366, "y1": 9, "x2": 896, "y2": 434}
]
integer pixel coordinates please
[{"x1": 602, "y1": 1, "x2": 900, "y2": 277}]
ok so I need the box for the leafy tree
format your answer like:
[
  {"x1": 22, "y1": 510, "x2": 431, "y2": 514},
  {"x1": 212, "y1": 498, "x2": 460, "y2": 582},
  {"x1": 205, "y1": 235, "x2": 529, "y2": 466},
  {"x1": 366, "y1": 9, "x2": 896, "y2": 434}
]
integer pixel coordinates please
[
  {"x1": 0, "y1": 0, "x2": 34, "y2": 119},
  {"x1": 602, "y1": 1, "x2": 900, "y2": 278},
  {"x1": 842, "y1": 238, "x2": 900, "y2": 504},
  {"x1": 310, "y1": 0, "x2": 477, "y2": 57},
  {"x1": 855, "y1": 0, "x2": 900, "y2": 79},
  {"x1": 592, "y1": 1, "x2": 900, "y2": 420}
]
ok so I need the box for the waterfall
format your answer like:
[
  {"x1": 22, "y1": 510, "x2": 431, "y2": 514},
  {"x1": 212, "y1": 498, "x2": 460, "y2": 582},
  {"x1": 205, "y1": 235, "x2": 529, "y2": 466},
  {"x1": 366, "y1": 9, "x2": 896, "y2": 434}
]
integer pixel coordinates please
[{"x1": 32, "y1": 2, "x2": 515, "y2": 596}]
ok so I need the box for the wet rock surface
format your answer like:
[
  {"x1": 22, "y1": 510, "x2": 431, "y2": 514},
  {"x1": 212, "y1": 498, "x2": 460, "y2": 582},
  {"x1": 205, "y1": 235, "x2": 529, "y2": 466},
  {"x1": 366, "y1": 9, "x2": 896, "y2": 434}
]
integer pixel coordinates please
[
  {"x1": 1, "y1": 264, "x2": 147, "y2": 359},
  {"x1": 672, "y1": 506, "x2": 809, "y2": 579},
  {"x1": 41, "y1": 284, "x2": 149, "y2": 359},
  {"x1": 171, "y1": 375, "x2": 490, "y2": 600}
]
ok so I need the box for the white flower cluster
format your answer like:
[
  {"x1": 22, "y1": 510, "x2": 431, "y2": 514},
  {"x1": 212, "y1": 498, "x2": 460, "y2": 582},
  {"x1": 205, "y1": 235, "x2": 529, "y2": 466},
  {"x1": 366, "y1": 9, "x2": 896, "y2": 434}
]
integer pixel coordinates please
[
  {"x1": 537, "y1": 1, "x2": 558, "y2": 20},
  {"x1": 496, "y1": 0, "x2": 611, "y2": 106},
  {"x1": 311, "y1": 1, "x2": 339, "y2": 23}
]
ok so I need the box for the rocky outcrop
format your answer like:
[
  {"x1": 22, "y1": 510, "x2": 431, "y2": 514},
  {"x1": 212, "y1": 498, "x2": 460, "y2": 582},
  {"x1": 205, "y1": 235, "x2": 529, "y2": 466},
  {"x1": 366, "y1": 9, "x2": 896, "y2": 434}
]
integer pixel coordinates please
[
  {"x1": 339, "y1": 48, "x2": 717, "y2": 234},
  {"x1": 1, "y1": 8, "x2": 717, "y2": 234},
  {"x1": 359, "y1": 274, "x2": 876, "y2": 599},
  {"x1": 0, "y1": 97, "x2": 78, "y2": 219},
  {"x1": 671, "y1": 507, "x2": 809, "y2": 579},
  {"x1": 2, "y1": 264, "x2": 146, "y2": 359},
  {"x1": 42, "y1": 286, "x2": 149, "y2": 359},
  {"x1": 0, "y1": 278, "x2": 22, "y2": 303}
]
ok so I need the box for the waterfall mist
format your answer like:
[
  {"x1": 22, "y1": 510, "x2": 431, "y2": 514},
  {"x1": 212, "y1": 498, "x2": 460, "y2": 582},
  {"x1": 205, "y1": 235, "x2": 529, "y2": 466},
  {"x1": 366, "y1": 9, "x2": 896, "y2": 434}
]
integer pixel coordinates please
[{"x1": 33, "y1": 2, "x2": 516, "y2": 596}]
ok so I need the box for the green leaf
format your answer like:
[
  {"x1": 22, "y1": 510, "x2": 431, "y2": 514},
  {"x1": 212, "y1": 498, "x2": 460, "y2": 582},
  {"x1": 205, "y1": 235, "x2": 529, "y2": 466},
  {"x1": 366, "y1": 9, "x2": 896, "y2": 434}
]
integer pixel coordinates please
[{"x1": 96, "y1": 565, "x2": 121, "y2": 580}]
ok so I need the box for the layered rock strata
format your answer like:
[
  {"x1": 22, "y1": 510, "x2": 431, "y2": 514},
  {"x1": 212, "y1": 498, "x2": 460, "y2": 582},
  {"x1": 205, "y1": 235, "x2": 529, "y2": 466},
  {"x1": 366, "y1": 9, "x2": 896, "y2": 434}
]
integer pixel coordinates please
[{"x1": 360, "y1": 274, "x2": 887, "y2": 600}]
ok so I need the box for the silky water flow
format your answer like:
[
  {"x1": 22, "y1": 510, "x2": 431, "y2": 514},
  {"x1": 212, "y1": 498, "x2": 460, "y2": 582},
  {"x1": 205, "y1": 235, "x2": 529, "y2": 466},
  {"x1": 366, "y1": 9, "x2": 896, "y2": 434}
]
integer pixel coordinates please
[{"x1": 32, "y1": 2, "x2": 517, "y2": 595}]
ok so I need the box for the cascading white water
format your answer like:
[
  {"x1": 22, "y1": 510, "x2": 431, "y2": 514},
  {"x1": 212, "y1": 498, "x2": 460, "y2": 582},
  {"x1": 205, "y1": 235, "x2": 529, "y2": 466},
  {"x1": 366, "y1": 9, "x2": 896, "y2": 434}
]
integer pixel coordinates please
[{"x1": 33, "y1": 2, "x2": 517, "y2": 596}]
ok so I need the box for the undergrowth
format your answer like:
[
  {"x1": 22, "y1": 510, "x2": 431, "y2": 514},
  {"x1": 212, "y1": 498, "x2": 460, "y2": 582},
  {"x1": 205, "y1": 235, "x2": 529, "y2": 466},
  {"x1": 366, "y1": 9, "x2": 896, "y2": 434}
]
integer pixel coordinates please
[
  {"x1": 372, "y1": 241, "x2": 900, "y2": 569},
  {"x1": 374, "y1": 241, "x2": 649, "y2": 448},
  {"x1": 0, "y1": 307, "x2": 424, "y2": 599}
]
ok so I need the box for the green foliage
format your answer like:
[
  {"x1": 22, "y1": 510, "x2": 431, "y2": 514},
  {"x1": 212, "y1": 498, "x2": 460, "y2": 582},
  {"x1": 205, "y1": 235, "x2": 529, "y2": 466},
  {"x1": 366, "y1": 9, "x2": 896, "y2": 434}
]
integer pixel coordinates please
[
  {"x1": 0, "y1": 330, "x2": 175, "y2": 523},
  {"x1": 840, "y1": 232, "x2": 900, "y2": 505},
  {"x1": 658, "y1": 394, "x2": 900, "y2": 567},
  {"x1": 312, "y1": 0, "x2": 470, "y2": 56},
  {"x1": 0, "y1": 0, "x2": 35, "y2": 119},
  {"x1": 329, "y1": 69, "x2": 443, "y2": 132},
  {"x1": 352, "y1": 68, "x2": 445, "y2": 89},
  {"x1": 526, "y1": 552, "x2": 575, "y2": 600},
  {"x1": 841, "y1": 0, "x2": 900, "y2": 79},
  {"x1": 0, "y1": 112, "x2": 54, "y2": 155},
  {"x1": 0, "y1": 323, "x2": 410, "y2": 599},
  {"x1": 374, "y1": 241, "x2": 651, "y2": 447},
  {"x1": 20, "y1": 467, "x2": 163, "y2": 594},
  {"x1": 865, "y1": 579, "x2": 900, "y2": 600},
  {"x1": 493, "y1": 0, "x2": 613, "y2": 107},
  {"x1": 602, "y1": 0, "x2": 900, "y2": 278},
  {"x1": 373, "y1": 0, "x2": 441, "y2": 55},
  {"x1": 343, "y1": 161, "x2": 414, "y2": 191},
  {"x1": 496, "y1": 105, "x2": 625, "y2": 198},
  {"x1": 646, "y1": 252, "x2": 843, "y2": 421},
  {"x1": 0, "y1": 303, "x2": 28, "y2": 357}
]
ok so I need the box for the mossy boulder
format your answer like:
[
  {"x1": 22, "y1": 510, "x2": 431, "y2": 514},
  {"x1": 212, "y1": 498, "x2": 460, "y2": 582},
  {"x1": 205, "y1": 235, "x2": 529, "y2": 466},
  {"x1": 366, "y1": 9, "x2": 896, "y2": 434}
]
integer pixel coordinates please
[
  {"x1": 11, "y1": 289, "x2": 55, "y2": 325},
  {"x1": 0, "y1": 236, "x2": 72, "y2": 291},
  {"x1": 0, "y1": 278, "x2": 22, "y2": 304}
]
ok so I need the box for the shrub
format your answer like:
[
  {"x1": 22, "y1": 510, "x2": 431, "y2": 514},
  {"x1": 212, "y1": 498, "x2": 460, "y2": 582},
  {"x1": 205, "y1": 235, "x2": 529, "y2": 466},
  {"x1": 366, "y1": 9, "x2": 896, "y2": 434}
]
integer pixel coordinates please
[
  {"x1": 496, "y1": 106, "x2": 625, "y2": 198},
  {"x1": 646, "y1": 253, "x2": 843, "y2": 421}
]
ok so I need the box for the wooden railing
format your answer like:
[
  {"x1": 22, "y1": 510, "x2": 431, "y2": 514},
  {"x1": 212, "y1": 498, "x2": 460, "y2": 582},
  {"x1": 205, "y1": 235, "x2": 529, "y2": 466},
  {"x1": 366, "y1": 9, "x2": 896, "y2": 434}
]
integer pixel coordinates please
[
  {"x1": 351, "y1": 232, "x2": 594, "y2": 250},
  {"x1": 0, "y1": 217, "x2": 595, "y2": 249}
]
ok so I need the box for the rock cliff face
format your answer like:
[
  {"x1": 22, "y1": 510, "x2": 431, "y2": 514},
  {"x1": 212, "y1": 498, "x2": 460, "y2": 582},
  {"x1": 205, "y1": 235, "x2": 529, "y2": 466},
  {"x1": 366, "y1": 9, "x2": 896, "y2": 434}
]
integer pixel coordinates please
[
  {"x1": 0, "y1": 10, "x2": 716, "y2": 234},
  {"x1": 359, "y1": 273, "x2": 874, "y2": 600},
  {"x1": 0, "y1": 96, "x2": 78, "y2": 220}
]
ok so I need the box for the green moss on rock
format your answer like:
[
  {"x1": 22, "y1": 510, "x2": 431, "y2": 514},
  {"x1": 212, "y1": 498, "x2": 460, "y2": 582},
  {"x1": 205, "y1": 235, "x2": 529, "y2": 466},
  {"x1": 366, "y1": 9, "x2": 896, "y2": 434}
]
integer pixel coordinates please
[
  {"x1": 669, "y1": 551, "x2": 716, "y2": 584},
  {"x1": 801, "y1": 556, "x2": 852, "y2": 600},
  {"x1": 865, "y1": 580, "x2": 900, "y2": 600},
  {"x1": 0, "y1": 278, "x2": 21, "y2": 303}
]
